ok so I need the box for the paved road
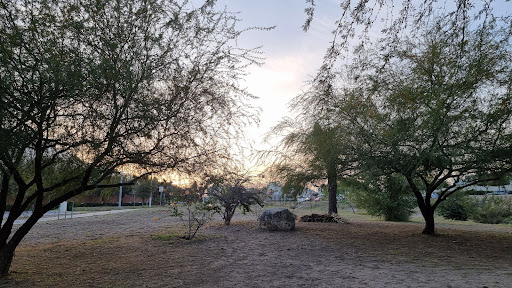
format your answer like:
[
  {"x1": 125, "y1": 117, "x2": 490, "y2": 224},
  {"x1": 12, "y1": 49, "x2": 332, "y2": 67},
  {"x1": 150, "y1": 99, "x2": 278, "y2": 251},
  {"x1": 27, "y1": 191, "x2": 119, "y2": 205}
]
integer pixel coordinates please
[{"x1": 3, "y1": 209, "x2": 139, "y2": 225}]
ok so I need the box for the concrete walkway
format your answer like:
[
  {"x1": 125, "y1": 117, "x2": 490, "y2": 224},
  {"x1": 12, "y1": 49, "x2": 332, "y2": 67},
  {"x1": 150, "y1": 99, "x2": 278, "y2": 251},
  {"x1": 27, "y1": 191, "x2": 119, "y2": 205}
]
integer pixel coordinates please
[{"x1": 4, "y1": 209, "x2": 139, "y2": 225}]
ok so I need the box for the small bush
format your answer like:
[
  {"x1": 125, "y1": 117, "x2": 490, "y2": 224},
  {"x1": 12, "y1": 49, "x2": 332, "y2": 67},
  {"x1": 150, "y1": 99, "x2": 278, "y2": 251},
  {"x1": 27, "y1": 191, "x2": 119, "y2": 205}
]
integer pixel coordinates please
[
  {"x1": 437, "y1": 193, "x2": 477, "y2": 221},
  {"x1": 160, "y1": 191, "x2": 219, "y2": 240},
  {"x1": 471, "y1": 196, "x2": 512, "y2": 224},
  {"x1": 210, "y1": 184, "x2": 263, "y2": 226},
  {"x1": 462, "y1": 189, "x2": 487, "y2": 196},
  {"x1": 346, "y1": 174, "x2": 416, "y2": 222}
]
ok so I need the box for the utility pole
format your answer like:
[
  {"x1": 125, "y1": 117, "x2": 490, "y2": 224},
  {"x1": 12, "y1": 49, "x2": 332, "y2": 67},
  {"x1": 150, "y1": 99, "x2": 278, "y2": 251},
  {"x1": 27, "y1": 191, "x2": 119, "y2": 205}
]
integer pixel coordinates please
[{"x1": 118, "y1": 173, "x2": 123, "y2": 209}]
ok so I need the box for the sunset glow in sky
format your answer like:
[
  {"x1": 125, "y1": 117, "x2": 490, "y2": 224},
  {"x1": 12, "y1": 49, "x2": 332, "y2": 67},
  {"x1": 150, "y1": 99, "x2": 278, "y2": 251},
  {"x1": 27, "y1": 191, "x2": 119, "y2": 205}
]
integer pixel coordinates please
[{"x1": 223, "y1": 0, "x2": 340, "y2": 154}]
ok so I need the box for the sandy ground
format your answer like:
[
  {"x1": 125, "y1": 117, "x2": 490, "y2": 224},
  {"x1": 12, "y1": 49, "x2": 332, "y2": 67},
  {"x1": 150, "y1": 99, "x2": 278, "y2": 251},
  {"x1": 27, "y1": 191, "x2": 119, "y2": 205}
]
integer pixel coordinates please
[{"x1": 1, "y1": 207, "x2": 512, "y2": 288}]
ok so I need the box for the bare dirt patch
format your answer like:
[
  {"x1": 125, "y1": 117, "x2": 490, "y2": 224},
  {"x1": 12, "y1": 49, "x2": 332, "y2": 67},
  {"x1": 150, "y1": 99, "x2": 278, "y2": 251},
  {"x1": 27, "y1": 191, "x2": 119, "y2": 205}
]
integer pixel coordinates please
[{"x1": 2, "y1": 208, "x2": 511, "y2": 288}]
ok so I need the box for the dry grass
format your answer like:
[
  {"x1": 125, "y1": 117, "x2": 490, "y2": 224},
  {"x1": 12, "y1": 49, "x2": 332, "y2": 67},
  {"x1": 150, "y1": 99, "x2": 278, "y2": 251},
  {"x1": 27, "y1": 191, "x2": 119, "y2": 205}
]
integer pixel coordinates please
[{"x1": 1, "y1": 206, "x2": 511, "y2": 288}]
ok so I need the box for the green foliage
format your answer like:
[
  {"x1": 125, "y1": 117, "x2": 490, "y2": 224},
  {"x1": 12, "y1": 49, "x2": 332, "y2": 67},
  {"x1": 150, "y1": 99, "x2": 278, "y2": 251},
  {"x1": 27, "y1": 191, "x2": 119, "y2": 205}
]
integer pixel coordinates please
[
  {"x1": 1, "y1": 0, "x2": 264, "y2": 275},
  {"x1": 210, "y1": 184, "x2": 263, "y2": 225},
  {"x1": 330, "y1": 14, "x2": 512, "y2": 234},
  {"x1": 267, "y1": 122, "x2": 345, "y2": 214},
  {"x1": 82, "y1": 173, "x2": 125, "y2": 202},
  {"x1": 279, "y1": 171, "x2": 314, "y2": 198},
  {"x1": 462, "y1": 190, "x2": 487, "y2": 196},
  {"x1": 437, "y1": 195, "x2": 512, "y2": 224},
  {"x1": 305, "y1": 123, "x2": 342, "y2": 176},
  {"x1": 133, "y1": 178, "x2": 159, "y2": 199},
  {"x1": 471, "y1": 197, "x2": 512, "y2": 224},
  {"x1": 165, "y1": 190, "x2": 219, "y2": 240},
  {"x1": 343, "y1": 174, "x2": 416, "y2": 222},
  {"x1": 437, "y1": 193, "x2": 477, "y2": 221},
  {"x1": 202, "y1": 169, "x2": 266, "y2": 225},
  {"x1": 481, "y1": 172, "x2": 512, "y2": 187}
]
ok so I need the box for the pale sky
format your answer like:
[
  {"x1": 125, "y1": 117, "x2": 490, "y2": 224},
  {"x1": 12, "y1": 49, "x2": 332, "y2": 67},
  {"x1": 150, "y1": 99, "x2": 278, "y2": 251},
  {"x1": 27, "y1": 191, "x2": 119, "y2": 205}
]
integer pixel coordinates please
[
  {"x1": 220, "y1": 0, "x2": 341, "y2": 165},
  {"x1": 224, "y1": 1, "x2": 512, "y2": 171}
]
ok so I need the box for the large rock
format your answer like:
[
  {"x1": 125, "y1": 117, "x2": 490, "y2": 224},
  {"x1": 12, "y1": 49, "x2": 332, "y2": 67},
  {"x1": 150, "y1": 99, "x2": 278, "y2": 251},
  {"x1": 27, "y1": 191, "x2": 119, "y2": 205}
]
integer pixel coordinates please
[{"x1": 259, "y1": 208, "x2": 296, "y2": 231}]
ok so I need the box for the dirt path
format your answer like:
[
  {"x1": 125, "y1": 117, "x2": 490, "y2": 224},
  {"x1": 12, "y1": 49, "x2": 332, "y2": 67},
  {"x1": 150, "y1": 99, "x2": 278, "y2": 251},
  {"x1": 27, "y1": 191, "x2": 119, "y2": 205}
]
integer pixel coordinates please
[{"x1": 2, "y1": 208, "x2": 512, "y2": 287}]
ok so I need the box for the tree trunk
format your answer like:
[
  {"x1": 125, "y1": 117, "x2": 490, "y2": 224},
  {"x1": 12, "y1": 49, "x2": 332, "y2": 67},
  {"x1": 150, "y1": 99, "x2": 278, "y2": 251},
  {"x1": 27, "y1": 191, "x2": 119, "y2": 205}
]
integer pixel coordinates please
[
  {"x1": 0, "y1": 244, "x2": 15, "y2": 277},
  {"x1": 421, "y1": 208, "x2": 436, "y2": 235},
  {"x1": 406, "y1": 176, "x2": 436, "y2": 235},
  {"x1": 224, "y1": 206, "x2": 236, "y2": 226},
  {"x1": 327, "y1": 174, "x2": 338, "y2": 215},
  {"x1": 417, "y1": 201, "x2": 436, "y2": 235},
  {"x1": 0, "y1": 208, "x2": 46, "y2": 278}
]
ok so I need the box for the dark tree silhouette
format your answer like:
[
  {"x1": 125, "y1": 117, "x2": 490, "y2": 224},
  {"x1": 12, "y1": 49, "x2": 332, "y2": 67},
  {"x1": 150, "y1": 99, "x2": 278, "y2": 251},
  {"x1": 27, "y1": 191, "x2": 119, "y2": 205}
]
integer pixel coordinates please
[{"x1": 0, "y1": 0, "x2": 265, "y2": 276}]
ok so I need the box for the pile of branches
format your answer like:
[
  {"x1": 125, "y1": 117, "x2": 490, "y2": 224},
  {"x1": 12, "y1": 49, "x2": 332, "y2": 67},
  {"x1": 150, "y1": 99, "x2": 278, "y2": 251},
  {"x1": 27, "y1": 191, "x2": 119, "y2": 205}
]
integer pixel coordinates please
[{"x1": 300, "y1": 214, "x2": 348, "y2": 224}]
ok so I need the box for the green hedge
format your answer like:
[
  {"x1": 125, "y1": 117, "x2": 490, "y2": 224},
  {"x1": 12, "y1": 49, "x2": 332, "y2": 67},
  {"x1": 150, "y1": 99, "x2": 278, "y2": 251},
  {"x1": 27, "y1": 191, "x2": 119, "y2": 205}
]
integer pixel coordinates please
[
  {"x1": 438, "y1": 194, "x2": 512, "y2": 224},
  {"x1": 437, "y1": 193, "x2": 476, "y2": 221},
  {"x1": 472, "y1": 196, "x2": 512, "y2": 224},
  {"x1": 462, "y1": 189, "x2": 487, "y2": 196}
]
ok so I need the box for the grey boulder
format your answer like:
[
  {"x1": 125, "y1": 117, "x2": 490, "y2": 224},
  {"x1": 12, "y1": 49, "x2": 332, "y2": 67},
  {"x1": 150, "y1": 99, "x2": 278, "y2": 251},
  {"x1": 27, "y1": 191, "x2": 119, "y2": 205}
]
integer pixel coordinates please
[{"x1": 259, "y1": 208, "x2": 296, "y2": 231}]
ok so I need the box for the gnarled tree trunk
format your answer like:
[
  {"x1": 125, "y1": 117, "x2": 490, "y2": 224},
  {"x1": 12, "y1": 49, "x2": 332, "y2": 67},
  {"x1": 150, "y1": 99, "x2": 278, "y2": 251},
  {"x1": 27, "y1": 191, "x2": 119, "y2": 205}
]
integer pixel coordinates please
[
  {"x1": 422, "y1": 210, "x2": 436, "y2": 235},
  {"x1": 0, "y1": 244, "x2": 15, "y2": 278},
  {"x1": 327, "y1": 173, "x2": 338, "y2": 215},
  {"x1": 0, "y1": 200, "x2": 51, "y2": 277},
  {"x1": 407, "y1": 176, "x2": 437, "y2": 235}
]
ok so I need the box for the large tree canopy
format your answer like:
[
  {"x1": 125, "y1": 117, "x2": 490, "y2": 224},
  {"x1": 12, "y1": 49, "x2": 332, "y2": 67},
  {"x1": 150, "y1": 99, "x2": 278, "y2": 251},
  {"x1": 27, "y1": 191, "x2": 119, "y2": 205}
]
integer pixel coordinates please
[
  {"x1": 303, "y1": 0, "x2": 509, "y2": 56},
  {"x1": 337, "y1": 15, "x2": 512, "y2": 234},
  {"x1": 0, "y1": 0, "x2": 263, "y2": 277},
  {"x1": 304, "y1": 0, "x2": 512, "y2": 98}
]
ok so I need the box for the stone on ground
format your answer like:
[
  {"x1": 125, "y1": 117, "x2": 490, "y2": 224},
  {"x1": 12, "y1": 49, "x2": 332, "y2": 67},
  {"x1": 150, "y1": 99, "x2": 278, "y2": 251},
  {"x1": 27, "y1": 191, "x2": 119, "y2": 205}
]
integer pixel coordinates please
[{"x1": 259, "y1": 208, "x2": 296, "y2": 231}]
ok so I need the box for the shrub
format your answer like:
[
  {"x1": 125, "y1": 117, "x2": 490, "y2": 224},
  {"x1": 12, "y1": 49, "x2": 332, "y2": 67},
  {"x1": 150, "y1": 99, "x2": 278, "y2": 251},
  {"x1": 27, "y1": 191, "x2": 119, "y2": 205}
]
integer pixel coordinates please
[
  {"x1": 345, "y1": 174, "x2": 416, "y2": 222},
  {"x1": 462, "y1": 189, "x2": 487, "y2": 196},
  {"x1": 471, "y1": 196, "x2": 512, "y2": 224},
  {"x1": 162, "y1": 190, "x2": 220, "y2": 240},
  {"x1": 369, "y1": 192, "x2": 416, "y2": 222},
  {"x1": 437, "y1": 193, "x2": 477, "y2": 221},
  {"x1": 210, "y1": 185, "x2": 263, "y2": 225}
]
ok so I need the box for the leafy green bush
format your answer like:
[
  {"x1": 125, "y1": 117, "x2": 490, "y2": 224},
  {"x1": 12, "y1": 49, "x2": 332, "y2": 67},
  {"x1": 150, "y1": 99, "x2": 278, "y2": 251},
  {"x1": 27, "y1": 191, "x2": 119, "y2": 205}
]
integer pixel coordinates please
[
  {"x1": 471, "y1": 196, "x2": 512, "y2": 224},
  {"x1": 437, "y1": 193, "x2": 477, "y2": 221},
  {"x1": 375, "y1": 194, "x2": 417, "y2": 222},
  {"x1": 344, "y1": 174, "x2": 416, "y2": 222},
  {"x1": 462, "y1": 189, "x2": 487, "y2": 196},
  {"x1": 210, "y1": 184, "x2": 263, "y2": 226}
]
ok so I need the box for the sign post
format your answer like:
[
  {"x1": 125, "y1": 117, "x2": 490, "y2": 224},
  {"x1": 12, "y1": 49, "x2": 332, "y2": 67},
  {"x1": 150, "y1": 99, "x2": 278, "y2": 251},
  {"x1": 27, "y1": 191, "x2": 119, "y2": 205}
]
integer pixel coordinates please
[{"x1": 158, "y1": 186, "x2": 164, "y2": 206}]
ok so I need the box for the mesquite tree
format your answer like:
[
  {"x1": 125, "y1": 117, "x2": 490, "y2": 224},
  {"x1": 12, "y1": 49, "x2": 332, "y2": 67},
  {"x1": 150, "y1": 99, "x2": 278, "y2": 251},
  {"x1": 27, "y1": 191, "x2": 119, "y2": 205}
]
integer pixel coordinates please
[
  {"x1": 0, "y1": 0, "x2": 263, "y2": 277},
  {"x1": 301, "y1": 0, "x2": 512, "y2": 234},
  {"x1": 266, "y1": 120, "x2": 348, "y2": 215},
  {"x1": 337, "y1": 16, "x2": 512, "y2": 235},
  {"x1": 303, "y1": 0, "x2": 504, "y2": 68},
  {"x1": 264, "y1": 59, "x2": 354, "y2": 215}
]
